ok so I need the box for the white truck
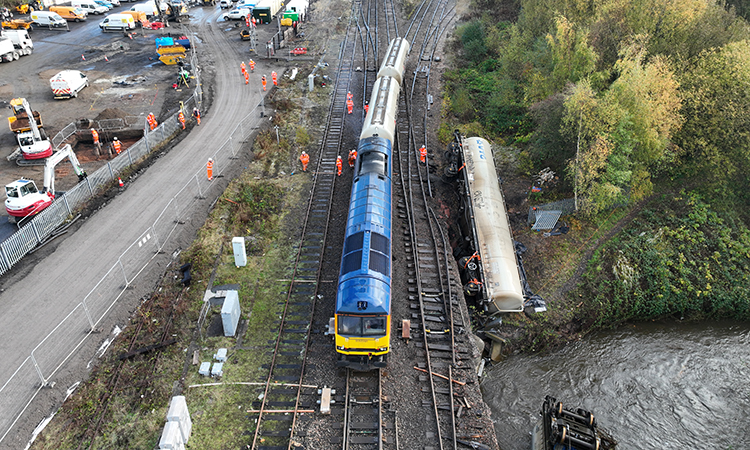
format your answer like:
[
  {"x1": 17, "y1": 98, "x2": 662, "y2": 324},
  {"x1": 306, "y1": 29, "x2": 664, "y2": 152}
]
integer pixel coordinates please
[
  {"x1": 5, "y1": 144, "x2": 87, "y2": 223},
  {"x1": 0, "y1": 29, "x2": 33, "y2": 57},
  {"x1": 50, "y1": 70, "x2": 89, "y2": 99},
  {"x1": 0, "y1": 36, "x2": 18, "y2": 62}
]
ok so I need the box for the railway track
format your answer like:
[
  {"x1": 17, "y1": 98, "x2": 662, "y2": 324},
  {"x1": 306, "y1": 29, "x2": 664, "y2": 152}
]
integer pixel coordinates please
[
  {"x1": 343, "y1": 369, "x2": 384, "y2": 449},
  {"x1": 248, "y1": 7, "x2": 361, "y2": 450},
  {"x1": 389, "y1": 1, "x2": 473, "y2": 448}
]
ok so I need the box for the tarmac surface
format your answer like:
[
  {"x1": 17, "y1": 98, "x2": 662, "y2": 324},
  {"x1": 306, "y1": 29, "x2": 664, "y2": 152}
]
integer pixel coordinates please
[{"x1": 0, "y1": 6, "x2": 293, "y2": 447}]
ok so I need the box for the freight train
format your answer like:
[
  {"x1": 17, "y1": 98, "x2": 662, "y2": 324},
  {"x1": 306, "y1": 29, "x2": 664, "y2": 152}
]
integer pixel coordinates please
[{"x1": 333, "y1": 38, "x2": 410, "y2": 371}]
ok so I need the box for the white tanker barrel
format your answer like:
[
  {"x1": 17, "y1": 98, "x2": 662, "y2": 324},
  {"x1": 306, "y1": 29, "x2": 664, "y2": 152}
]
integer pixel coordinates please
[
  {"x1": 360, "y1": 76, "x2": 400, "y2": 143},
  {"x1": 462, "y1": 137, "x2": 524, "y2": 313},
  {"x1": 377, "y1": 37, "x2": 410, "y2": 85}
]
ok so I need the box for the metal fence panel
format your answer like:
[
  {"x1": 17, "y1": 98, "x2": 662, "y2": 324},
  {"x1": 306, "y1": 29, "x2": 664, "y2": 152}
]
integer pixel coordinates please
[
  {"x1": 82, "y1": 264, "x2": 126, "y2": 327},
  {"x1": 51, "y1": 122, "x2": 77, "y2": 150},
  {"x1": 118, "y1": 228, "x2": 159, "y2": 284},
  {"x1": 1, "y1": 224, "x2": 39, "y2": 265},
  {"x1": 31, "y1": 303, "x2": 93, "y2": 381},
  {"x1": 64, "y1": 179, "x2": 95, "y2": 212},
  {"x1": 33, "y1": 201, "x2": 69, "y2": 237},
  {"x1": 152, "y1": 199, "x2": 179, "y2": 253},
  {"x1": 0, "y1": 359, "x2": 40, "y2": 442}
]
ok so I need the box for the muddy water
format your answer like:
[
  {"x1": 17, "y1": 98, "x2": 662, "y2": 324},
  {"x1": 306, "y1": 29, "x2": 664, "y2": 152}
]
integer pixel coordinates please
[{"x1": 481, "y1": 321, "x2": 750, "y2": 450}]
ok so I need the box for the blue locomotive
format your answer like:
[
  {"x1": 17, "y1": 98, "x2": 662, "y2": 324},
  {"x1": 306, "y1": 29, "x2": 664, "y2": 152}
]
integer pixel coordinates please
[{"x1": 334, "y1": 38, "x2": 409, "y2": 371}]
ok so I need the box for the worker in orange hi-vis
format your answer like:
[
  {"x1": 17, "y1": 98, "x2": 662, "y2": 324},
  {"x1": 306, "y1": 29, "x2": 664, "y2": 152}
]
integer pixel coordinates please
[
  {"x1": 346, "y1": 97, "x2": 353, "y2": 114},
  {"x1": 249, "y1": 59, "x2": 255, "y2": 72},
  {"x1": 147, "y1": 112, "x2": 157, "y2": 130},
  {"x1": 192, "y1": 107, "x2": 201, "y2": 125},
  {"x1": 90, "y1": 128, "x2": 100, "y2": 145},
  {"x1": 346, "y1": 91, "x2": 352, "y2": 101},
  {"x1": 364, "y1": 101, "x2": 369, "y2": 114},
  {"x1": 178, "y1": 111, "x2": 186, "y2": 130},
  {"x1": 241, "y1": 61, "x2": 246, "y2": 75},
  {"x1": 112, "y1": 137, "x2": 122, "y2": 155},
  {"x1": 336, "y1": 155, "x2": 343, "y2": 176},
  {"x1": 251, "y1": 16, "x2": 256, "y2": 28},
  {"x1": 261, "y1": 75, "x2": 267, "y2": 91},
  {"x1": 419, "y1": 145, "x2": 427, "y2": 164},
  {"x1": 272, "y1": 71, "x2": 278, "y2": 86},
  {"x1": 245, "y1": 14, "x2": 250, "y2": 27},
  {"x1": 207, "y1": 158, "x2": 214, "y2": 181},
  {"x1": 299, "y1": 151, "x2": 309, "y2": 171},
  {"x1": 244, "y1": 71, "x2": 249, "y2": 85},
  {"x1": 348, "y1": 148, "x2": 357, "y2": 168}
]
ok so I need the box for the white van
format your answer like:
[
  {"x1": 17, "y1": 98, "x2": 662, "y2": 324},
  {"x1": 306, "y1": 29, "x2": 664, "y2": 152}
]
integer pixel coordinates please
[
  {"x1": 73, "y1": 0, "x2": 109, "y2": 15},
  {"x1": 50, "y1": 70, "x2": 89, "y2": 99},
  {"x1": 99, "y1": 13, "x2": 136, "y2": 30},
  {"x1": 29, "y1": 11, "x2": 68, "y2": 27}
]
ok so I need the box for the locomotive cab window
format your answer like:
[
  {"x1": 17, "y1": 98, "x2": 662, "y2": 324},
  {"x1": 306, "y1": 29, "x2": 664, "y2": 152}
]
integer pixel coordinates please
[
  {"x1": 369, "y1": 232, "x2": 390, "y2": 276},
  {"x1": 341, "y1": 231, "x2": 365, "y2": 276},
  {"x1": 338, "y1": 315, "x2": 387, "y2": 336},
  {"x1": 358, "y1": 151, "x2": 387, "y2": 178}
]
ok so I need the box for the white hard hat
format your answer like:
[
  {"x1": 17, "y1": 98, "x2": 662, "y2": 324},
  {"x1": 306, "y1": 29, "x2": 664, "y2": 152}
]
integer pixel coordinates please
[{"x1": 114, "y1": 137, "x2": 118, "y2": 140}]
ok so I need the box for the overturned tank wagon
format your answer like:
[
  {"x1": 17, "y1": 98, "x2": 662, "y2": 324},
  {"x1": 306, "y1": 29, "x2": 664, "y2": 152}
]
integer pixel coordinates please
[{"x1": 452, "y1": 134, "x2": 525, "y2": 314}]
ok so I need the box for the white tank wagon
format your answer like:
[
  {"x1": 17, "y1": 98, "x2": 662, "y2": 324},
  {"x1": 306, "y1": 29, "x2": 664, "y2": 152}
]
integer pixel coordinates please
[
  {"x1": 360, "y1": 76, "x2": 401, "y2": 143},
  {"x1": 376, "y1": 37, "x2": 410, "y2": 85},
  {"x1": 459, "y1": 136, "x2": 524, "y2": 313}
]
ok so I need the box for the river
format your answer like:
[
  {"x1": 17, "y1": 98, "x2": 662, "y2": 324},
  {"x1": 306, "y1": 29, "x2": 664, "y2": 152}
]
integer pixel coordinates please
[{"x1": 481, "y1": 321, "x2": 750, "y2": 450}]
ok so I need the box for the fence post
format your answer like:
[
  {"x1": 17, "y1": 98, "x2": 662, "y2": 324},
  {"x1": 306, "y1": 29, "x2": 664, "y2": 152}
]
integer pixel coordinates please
[
  {"x1": 63, "y1": 196, "x2": 72, "y2": 215},
  {"x1": 107, "y1": 161, "x2": 114, "y2": 180},
  {"x1": 30, "y1": 351, "x2": 47, "y2": 386},
  {"x1": 127, "y1": 147, "x2": 133, "y2": 165},
  {"x1": 118, "y1": 258, "x2": 129, "y2": 287},
  {"x1": 173, "y1": 195, "x2": 180, "y2": 223},
  {"x1": 85, "y1": 177, "x2": 94, "y2": 196},
  {"x1": 195, "y1": 173, "x2": 203, "y2": 199},
  {"x1": 82, "y1": 299, "x2": 95, "y2": 330},
  {"x1": 31, "y1": 221, "x2": 42, "y2": 244}
]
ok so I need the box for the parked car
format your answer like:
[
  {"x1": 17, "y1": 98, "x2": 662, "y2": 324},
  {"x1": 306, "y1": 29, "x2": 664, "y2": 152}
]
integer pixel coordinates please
[
  {"x1": 223, "y1": 6, "x2": 249, "y2": 20},
  {"x1": 94, "y1": 0, "x2": 115, "y2": 9},
  {"x1": 219, "y1": 0, "x2": 230, "y2": 8}
]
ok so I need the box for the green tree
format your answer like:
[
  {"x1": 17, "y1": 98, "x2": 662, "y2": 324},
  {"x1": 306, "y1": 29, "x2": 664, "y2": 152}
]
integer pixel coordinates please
[
  {"x1": 675, "y1": 40, "x2": 750, "y2": 210},
  {"x1": 526, "y1": 15, "x2": 598, "y2": 102}
]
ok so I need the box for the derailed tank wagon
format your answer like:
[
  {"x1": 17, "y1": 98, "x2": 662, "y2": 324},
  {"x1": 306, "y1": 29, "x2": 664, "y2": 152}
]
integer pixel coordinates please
[{"x1": 449, "y1": 133, "x2": 525, "y2": 314}]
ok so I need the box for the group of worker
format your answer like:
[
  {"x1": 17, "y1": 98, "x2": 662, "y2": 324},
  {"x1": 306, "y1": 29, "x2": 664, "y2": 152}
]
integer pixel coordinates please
[
  {"x1": 146, "y1": 112, "x2": 158, "y2": 131},
  {"x1": 90, "y1": 128, "x2": 121, "y2": 155},
  {"x1": 241, "y1": 59, "x2": 256, "y2": 84},
  {"x1": 298, "y1": 149, "x2": 358, "y2": 176}
]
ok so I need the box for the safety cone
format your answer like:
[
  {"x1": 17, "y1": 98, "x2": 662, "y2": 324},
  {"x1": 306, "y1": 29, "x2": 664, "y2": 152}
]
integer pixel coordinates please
[
  {"x1": 104, "y1": 55, "x2": 109, "y2": 62},
  {"x1": 81, "y1": 54, "x2": 85, "y2": 61},
  {"x1": 118, "y1": 177, "x2": 124, "y2": 187}
]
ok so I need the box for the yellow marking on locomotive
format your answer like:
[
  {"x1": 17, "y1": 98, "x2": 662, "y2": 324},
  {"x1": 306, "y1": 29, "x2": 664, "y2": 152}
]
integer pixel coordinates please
[{"x1": 334, "y1": 315, "x2": 391, "y2": 356}]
